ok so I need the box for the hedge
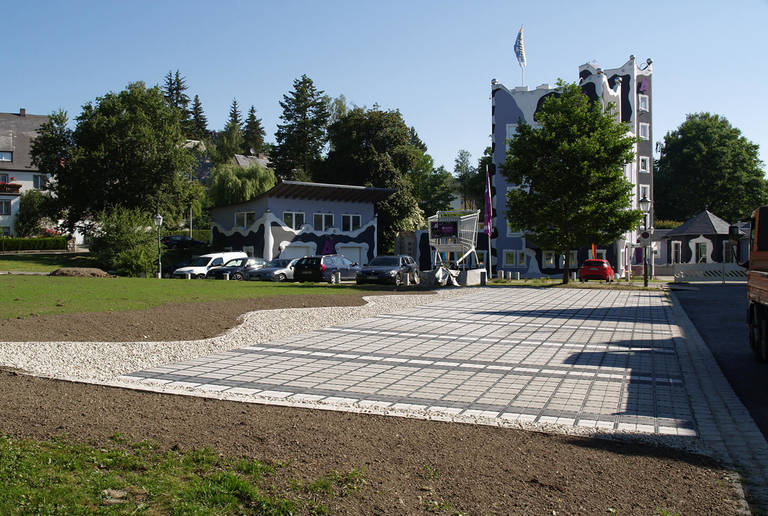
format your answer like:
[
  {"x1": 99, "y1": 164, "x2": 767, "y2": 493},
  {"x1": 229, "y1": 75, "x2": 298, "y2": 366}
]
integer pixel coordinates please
[{"x1": 0, "y1": 236, "x2": 68, "y2": 251}]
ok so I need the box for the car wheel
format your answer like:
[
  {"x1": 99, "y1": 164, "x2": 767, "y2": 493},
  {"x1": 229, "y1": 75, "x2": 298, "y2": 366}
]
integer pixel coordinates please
[
  {"x1": 329, "y1": 272, "x2": 338, "y2": 284},
  {"x1": 195, "y1": 274, "x2": 206, "y2": 279},
  {"x1": 411, "y1": 271, "x2": 420, "y2": 285},
  {"x1": 394, "y1": 274, "x2": 403, "y2": 287},
  {"x1": 276, "y1": 273, "x2": 286, "y2": 282},
  {"x1": 232, "y1": 272, "x2": 244, "y2": 281}
]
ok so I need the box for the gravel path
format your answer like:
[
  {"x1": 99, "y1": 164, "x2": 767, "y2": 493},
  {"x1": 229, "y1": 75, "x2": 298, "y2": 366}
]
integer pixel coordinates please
[{"x1": 0, "y1": 290, "x2": 470, "y2": 383}]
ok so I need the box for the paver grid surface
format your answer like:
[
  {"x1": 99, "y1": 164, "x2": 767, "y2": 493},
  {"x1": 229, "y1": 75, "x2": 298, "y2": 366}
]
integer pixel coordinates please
[{"x1": 119, "y1": 287, "x2": 768, "y2": 508}]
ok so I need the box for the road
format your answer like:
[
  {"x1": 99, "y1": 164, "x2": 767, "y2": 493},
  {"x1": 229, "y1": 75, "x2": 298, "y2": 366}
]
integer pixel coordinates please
[{"x1": 672, "y1": 283, "x2": 768, "y2": 439}]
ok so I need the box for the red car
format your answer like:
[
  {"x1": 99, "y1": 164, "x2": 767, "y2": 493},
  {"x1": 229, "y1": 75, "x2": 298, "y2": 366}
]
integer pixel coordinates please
[{"x1": 578, "y1": 259, "x2": 615, "y2": 282}]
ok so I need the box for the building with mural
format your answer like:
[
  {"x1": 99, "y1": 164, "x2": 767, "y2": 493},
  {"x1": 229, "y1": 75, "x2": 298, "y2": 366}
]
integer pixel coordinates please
[{"x1": 490, "y1": 55, "x2": 653, "y2": 278}]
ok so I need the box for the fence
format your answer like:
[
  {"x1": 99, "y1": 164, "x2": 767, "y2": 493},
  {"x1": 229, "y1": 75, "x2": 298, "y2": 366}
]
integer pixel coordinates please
[{"x1": 671, "y1": 263, "x2": 747, "y2": 282}]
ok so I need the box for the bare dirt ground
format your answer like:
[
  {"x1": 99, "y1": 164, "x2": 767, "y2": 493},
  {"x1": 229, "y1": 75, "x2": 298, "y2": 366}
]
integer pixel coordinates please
[{"x1": 0, "y1": 293, "x2": 748, "y2": 514}]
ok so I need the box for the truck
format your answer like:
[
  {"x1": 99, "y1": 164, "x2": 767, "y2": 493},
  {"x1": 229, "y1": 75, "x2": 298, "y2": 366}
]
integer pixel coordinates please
[{"x1": 747, "y1": 206, "x2": 768, "y2": 361}]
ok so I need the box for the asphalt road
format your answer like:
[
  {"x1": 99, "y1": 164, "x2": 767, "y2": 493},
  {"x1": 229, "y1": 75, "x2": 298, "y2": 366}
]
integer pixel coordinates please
[{"x1": 672, "y1": 283, "x2": 768, "y2": 439}]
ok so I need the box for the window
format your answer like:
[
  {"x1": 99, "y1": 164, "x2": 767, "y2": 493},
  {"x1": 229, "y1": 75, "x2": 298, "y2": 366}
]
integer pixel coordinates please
[
  {"x1": 0, "y1": 152, "x2": 11, "y2": 162},
  {"x1": 0, "y1": 199, "x2": 10, "y2": 215},
  {"x1": 695, "y1": 242, "x2": 708, "y2": 263},
  {"x1": 341, "y1": 214, "x2": 361, "y2": 232},
  {"x1": 0, "y1": 174, "x2": 7, "y2": 183},
  {"x1": 33, "y1": 174, "x2": 47, "y2": 189},
  {"x1": 639, "y1": 157, "x2": 650, "y2": 173},
  {"x1": 543, "y1": 251, "x2": 556, "y2": 269},
  {"x1": 589, "y1": 249, "x2": 607, "y2": 260},
  {"x1": 503, "y1": 250, "x2": 526, "y2": 267},
  {"x1": 235, "y1": 211, "x2": 256, "y2": 228},
  {"x1": 638, "y1": 94, "x2": 649, "y2": 112},
  {"x1": 505, "y1": 124, "x2": 518, "y2": 151},
  {"x1": 283, "y1": 211, "x2": 305, "y2": 230},
  {"x1": 560, "y1": 250, "x2": 579, "y2": 268},
  {"x1": 639, "y1": 122, "x2": 650, "y2": 140},
  {"x1": 639, "y1": 185, "x2": 650, "y2": 204},
  {"x1": 476, "y1": 250, "x2": 487, "y2": 267},
  {"x1": 313, "y1": 213, "x2": 333, "y2": 231},
  {"x1": 671, "y1": 241, "x2": 682, "y2": 264}
]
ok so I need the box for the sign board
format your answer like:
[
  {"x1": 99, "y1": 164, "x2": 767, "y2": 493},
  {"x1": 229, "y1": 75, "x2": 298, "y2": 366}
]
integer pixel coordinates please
[
  {"x1": 430, "y1": 220, "x2": 458, "y2": 239},
  {"x1": 637, "y1": 230, "x2": 653, "y2": 245}
]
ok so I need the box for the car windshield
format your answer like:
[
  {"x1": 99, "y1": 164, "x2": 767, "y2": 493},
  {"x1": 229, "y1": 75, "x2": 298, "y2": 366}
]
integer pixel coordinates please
[
  {"x1": 583, "y1": 260, "x2": 605, "y2": 266},
  {"x1": 369, "y1": 256, "x2": 398, "y2": 266},
  {"x1": 224, "y1": 258, "x2": 246, "y2": 267},
  {"x1": 189, "y1": 256, "x2": 212, "y2": 266},
  {"x1": 266, "y1": 259, "x2": 290, "y2": 268}
]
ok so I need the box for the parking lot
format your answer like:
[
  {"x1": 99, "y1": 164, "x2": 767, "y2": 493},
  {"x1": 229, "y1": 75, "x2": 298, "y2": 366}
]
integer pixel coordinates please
[{"x1": 116, "y1": 286, "x2": 768, "y2": 506}]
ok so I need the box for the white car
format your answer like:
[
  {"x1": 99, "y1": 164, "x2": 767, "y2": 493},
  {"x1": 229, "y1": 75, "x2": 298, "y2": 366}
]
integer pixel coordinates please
[
  {"x1": 172, "y1": 251, "x2": 248, "y2": 279},
  {"x1": 247, "y1": 258, "x2": 299, "y2": 281}
]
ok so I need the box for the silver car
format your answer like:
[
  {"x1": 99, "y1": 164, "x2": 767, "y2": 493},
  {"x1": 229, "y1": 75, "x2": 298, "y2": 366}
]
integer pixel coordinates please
[{"x1": 247, "y1": 258, "x2": 299, "y2": 282}]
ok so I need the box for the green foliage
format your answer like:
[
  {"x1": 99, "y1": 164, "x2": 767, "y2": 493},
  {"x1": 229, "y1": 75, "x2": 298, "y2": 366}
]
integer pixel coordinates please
[
  {"x1": 243, "y1": 105, "x2": 266, "y2": 155},
  {"x1": 272, "y1": 74, "x2": 330, "y2": 181},
  {"x1": 0, "y1": 236, "x2": 67, "y2": 252},
  {"x1": 14, "y1": 189, "x2": 56, "y2": 237},
  {"x1": 322, "y1": 106, "x2": 426, "y2": 251},
  {"x1": 211, "y1": 123, "x2": 245, "y2": 166},
  {"x1": 88, "y1": 207, "x2": 159, "y2": 276},
  {"x1": 654, "y1": 219, "x2": 683, "y2": 229},
  {"x1": 208, "y1": 163, "x2": 276, "y2": 207},
  {"x1": 453, "y1": 149, "x2": 484, "y2": 209},
  {"x1": 410, "y1": 162, "x2": 455, "y2": 217},
  {"x1": 228, "y1": 98, "x2": 243, "y2": 128},
  {"x1": 502, "y1": 81, "x2": 641, "y2": 282},
  {"x1": 162, "y1": 70, "x2": 193, "y2": 137},
  {"x1": 190, "y1": 94, "x2": 209, "y2": 139},
  {"x1": 31, "y1": 82, "x2": 197, "y2": 230},
  {"x1": 655, "y1": 113, "x2": 766, "y2": 222}
]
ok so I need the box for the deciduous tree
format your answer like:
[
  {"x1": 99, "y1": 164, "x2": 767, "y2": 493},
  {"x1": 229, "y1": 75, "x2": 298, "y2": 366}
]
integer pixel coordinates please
[
  {"x1": 207, "y1": 163, "x2": 276, "y2": 207},
  {"x1": 655, "y1": 113, "x2": 766, "y2": 222},
  {"x1": 503, "y1": 82, "x2": 641, "y2": 283}
]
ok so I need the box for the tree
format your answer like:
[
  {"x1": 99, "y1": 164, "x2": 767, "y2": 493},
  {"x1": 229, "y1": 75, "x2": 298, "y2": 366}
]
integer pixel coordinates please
[
  {"x1": 162, "y1": 70, "x2": 193, "y2": 137},
  {"x1": 190, "y1": 94, "x2": 209, "y2": 139},
  {"x1": 89, "y1": 207, "x2": 158, "y2": 277},
  {"x1": 272, "y1": 75, "x2": 330, "y2": 181},
  {"x1": 655, "y1": 113, "x2": 766, "y2": 222},
  {"x1": 327, "y1": 94, "x2": 349, "y2": 125},
  {"x1": 322, "y1": 106, "x2": 425, "y2": 251},
  {"x1": 14, "y1": 189, "x2": 56, "y2": 237},
  {"x1": 453, "y1": 149, "x2": 484, "y2": 209},
  {"x1": 31, "y1": 82, "x2": 196, "y2": 231},
  {"x1": 242, "y1": 105, "x2": 265, "y2": 155},
  {"x1": 207, "y1": 163, "x2": 276, "y2": 207},
  {"x1": 227, "y1": 98, "x2": 242, "y2": 129},
  {"x1": 210, "y1": 122, "x2": 244, "y2": 166},
  {"x1": 503, "y1": 82, "x2": 641, "y2": 283}
]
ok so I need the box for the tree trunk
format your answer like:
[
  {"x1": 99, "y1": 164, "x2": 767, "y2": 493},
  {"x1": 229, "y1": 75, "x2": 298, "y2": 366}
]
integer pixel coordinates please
[{"x1": 562, "y1": 251, "x2": 570, "y2": 284}]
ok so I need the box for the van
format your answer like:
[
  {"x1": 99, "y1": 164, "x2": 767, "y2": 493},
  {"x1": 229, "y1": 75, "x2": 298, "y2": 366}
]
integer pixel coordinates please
[{"x1": 172, "y1": 251, "x2": 248, "y2": 279}]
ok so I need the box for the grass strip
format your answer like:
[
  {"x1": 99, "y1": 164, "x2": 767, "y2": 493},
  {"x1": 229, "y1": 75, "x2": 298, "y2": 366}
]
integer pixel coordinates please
[
  {"x1": 0, "y1": 253, "x2": 98, "y2": 272},
  {"x1": 0, "y1": 434, "x2": 364, "y2": 515},
  {"x1": 0, "y1": 276, "x2": 387, "y2": 320}
]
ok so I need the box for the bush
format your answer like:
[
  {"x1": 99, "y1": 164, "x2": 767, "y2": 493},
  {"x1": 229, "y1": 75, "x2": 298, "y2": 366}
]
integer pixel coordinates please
[
  {"x1": 654, "y1": 219, "x2": 683, "y2": 229},
  {"x1": 0, "y1": 237, "x2": 67, "y2": 251},
  {"x1": 89, "y1": 207, "x2": 158, "y2": 277}
]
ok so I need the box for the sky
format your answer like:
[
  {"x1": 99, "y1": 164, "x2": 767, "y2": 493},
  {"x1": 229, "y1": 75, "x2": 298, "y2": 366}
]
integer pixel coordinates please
[{"x1": 4, "y1": 0, "x2": 767, "y2": 171}]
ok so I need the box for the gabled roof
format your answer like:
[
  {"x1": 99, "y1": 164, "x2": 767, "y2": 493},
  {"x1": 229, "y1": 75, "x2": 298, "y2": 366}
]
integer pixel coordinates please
[
  {"x1": 666, "y1": 210, "x2": 734, "y2": 237},
  {"x1": 212, "y1": 181, "x2": 396, "y2": 210},
  {"x1": 0, "y1": 110, "x2": 49, "y2": 172},
  {"x1": 233, "y1": 154, "x2": 270, "y2": 169}
]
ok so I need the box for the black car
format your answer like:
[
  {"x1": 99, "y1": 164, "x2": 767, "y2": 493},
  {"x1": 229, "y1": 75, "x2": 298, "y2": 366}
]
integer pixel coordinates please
[
  {"x1": 356, "y1": 255, "x2": 420, "y2": 286},
  {"x1": 206, "y1": 257, "x2": 265, "y2": 280},
  {"x1": 161, "y1": 235, "x2": 207, "y2": 249},
  {"x1": 293, "y1": 255, "x2": 360, "y2": 283}
]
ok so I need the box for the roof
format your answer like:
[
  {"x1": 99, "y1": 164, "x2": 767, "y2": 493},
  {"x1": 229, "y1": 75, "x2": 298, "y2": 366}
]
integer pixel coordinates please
[
  {"x1": 0, "y1": 110, "x2": 49, "y2": 172},
  {"x1": 233, "y1": 154, "x2": 270, "y2": 169},
  {"x1": 212, "y1": 181, "x2": 396, "y2": 210},
  {"x1": 666, "y1": 210, "x2": 737, "y2": 237}
]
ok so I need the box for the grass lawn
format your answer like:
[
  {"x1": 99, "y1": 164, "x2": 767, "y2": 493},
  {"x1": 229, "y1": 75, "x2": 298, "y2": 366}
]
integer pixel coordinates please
[
  {"x1": 0, "y1": 435, "x2": 361, "y2": 515},
  {"x1": 0, "y1": 253, "x2": 98, "y2": 272},
  {"x1": 0, "y1": 275, "x2": 389, "y2": 320}
]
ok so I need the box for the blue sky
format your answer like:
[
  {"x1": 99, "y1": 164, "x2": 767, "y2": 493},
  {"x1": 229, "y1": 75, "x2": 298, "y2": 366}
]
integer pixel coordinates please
[{"x1": 4, "y1": 0, "x2": 766, "y2": 171}]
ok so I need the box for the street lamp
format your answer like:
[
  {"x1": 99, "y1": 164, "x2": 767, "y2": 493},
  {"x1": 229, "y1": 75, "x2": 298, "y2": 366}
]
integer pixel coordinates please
[
  {"x1": 639, "y1": 195, "x2": 651, "y2": 287},
  {"x1": 153, "y1": 213, "x2": 163, "y2": 279}
]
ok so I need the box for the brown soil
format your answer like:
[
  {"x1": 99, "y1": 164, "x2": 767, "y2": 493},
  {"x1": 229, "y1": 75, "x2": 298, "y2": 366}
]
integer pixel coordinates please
[{"x1": 0, "y1": 292, "x2": 747, "y2": 514}]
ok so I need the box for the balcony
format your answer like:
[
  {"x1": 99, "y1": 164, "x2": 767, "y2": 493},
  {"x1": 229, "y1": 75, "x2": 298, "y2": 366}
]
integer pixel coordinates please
[{"x1": 0, "y1": 182, "x2": 22, "y2": 194}]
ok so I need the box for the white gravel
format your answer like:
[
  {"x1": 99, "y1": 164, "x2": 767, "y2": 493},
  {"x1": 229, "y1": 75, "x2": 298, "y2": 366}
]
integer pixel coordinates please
[{"x1": 0, "y1": 289, "x2": 472, "y2": 383}]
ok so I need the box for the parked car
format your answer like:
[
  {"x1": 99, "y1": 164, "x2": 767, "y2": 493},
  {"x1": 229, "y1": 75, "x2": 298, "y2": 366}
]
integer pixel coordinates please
[
  {"x1": 206, "y1": 257, "x2": 266, "y2": 280},
  {"x1": 161, "y1": 235, "x2": 207, "y2": 249},
  {"x1": 356, "y1": 255, "x2": 420, "y2": 286},
  {"x1": 578, "y1": 259, "x2": 615, "y2": 282},
  {"x1": 248, "y1": 258, "x2": 299, "y2": 281},
  {"x1": 172, "y1": 251, "x2": 248, "y2": 279},
  {"x1": 293, "y1": 255, "x2": 360, "y2": 283}
]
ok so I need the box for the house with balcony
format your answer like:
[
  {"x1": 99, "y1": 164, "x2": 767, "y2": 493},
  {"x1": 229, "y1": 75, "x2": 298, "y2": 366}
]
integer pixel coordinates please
[
  {"x1": 490, "y1": 55, "x2": 653, "y2": 278},
  {"x1": 210, "y1": 181, "x2": 394, "y2": 265},
  {"x1": 0, "y1": 109, "x2": 50, "y2": 236}
]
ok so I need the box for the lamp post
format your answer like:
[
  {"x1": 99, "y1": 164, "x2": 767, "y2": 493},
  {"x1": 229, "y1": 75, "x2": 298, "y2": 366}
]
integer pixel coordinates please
[
  {"x1": 639, "y1": 195, "x2": 651, "y2": 287},
  {"x1": 153, "y1": 213, "x2": 163, "y2": 279}
]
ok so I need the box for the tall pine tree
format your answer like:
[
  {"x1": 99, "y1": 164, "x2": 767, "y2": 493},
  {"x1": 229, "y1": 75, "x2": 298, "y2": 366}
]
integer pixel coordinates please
[
  {"x1": 227, "y1": 99, "x2": 242, "y2": 129},
  {"x1": 190, "y1": 94, "x2": 209, "y2": 140},
  {"x1": 162, "y1": 70, "x2": 193, "y2": 137},
  {"x1": 242, "y1": 105, "x2": 265, "y2": 155},
  {"x1": 272, "y1": 75, "x2": 330, "y2": 181}
]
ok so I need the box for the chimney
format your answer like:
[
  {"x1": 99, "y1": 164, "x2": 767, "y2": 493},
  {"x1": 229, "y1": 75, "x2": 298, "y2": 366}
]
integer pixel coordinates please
[{"x1": 19, "y1": 108, "x2": 26, "y2": 117}]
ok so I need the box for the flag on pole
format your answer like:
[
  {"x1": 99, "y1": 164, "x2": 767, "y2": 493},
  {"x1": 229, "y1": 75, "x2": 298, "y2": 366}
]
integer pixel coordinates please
[
  {"x1": 484, "y1": 165, "x2": 492, "y2": 236},
  {"x1": 514, "y1": 25, "x2": 526, "y2": 69}
]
